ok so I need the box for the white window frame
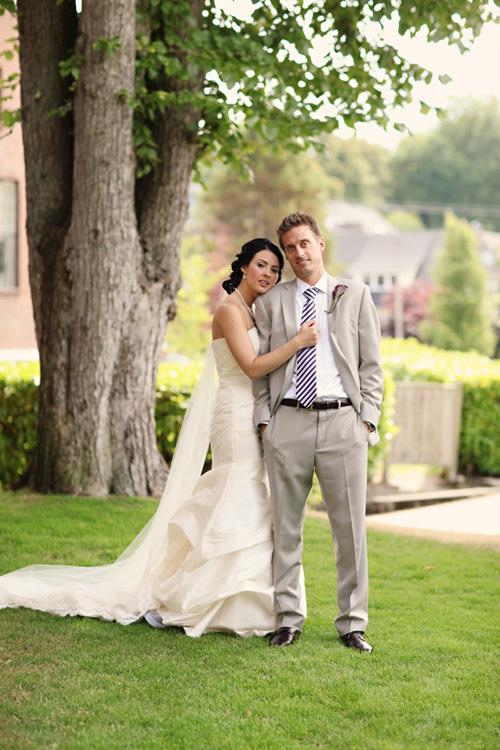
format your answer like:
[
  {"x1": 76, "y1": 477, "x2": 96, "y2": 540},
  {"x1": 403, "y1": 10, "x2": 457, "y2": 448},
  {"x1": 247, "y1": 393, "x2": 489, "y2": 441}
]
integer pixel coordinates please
[{"x1": 0, "y1": 178, "x2": 18, "y2": 289}]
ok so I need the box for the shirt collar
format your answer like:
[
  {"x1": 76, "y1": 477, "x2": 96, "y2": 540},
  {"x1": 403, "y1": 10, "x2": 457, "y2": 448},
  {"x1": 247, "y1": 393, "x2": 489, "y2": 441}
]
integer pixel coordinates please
[{"x1": 296, "y1": 272, "x2": 328, "y2": 297}]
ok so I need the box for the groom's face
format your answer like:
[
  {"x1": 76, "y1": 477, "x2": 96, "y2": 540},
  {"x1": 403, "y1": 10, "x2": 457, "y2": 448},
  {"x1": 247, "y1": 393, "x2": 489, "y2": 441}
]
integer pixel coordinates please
[{"x1": 282, "y1": 225, "x2": 325, "y2": 284}]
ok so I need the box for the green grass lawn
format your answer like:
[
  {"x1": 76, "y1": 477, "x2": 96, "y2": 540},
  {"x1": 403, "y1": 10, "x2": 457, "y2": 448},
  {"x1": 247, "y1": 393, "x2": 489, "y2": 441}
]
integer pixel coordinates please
[{"x1": 1, "y1": 491, "x2": 499, "y2": 750}]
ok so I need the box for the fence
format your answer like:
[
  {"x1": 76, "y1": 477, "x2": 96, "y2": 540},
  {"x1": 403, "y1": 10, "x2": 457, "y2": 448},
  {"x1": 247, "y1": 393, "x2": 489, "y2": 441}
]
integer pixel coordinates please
[{"x1": 387, "y1": 381, "x2": 463, "y2": 480}]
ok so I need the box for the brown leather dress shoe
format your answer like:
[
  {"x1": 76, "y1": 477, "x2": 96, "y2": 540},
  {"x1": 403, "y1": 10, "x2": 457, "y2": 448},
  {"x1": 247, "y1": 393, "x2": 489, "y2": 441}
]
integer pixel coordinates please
[
  {"x1": 269, "y1": 627, "x2": 300, "y2": 647},
  {"x1": 340, "y1": 631, "x2": 373, "y2": 653}
]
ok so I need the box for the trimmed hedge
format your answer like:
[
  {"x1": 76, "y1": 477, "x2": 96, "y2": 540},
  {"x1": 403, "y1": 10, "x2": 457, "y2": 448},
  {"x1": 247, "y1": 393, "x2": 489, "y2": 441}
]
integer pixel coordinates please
[
  {"x1": 381, "y1": 338, "x2": 500, "y2": 476},
  {"x1": 0, "y1": 377, "x2": 39, "y2": 488},
  {"x1": 0, "y1": 361, "x2": 203, "y2": 490},
  {"x1": 0, "y1": 359, "x2": 394, "y2": 490},
  {"x1": 369, "y1": 370, "x2": 395, "y2": 480},
  {"x1": 155, "y1": 361, "x2": 203, "y2": 467},
  {"x1": 6, "y1": 339, "x2": 498, "y2": 487}
]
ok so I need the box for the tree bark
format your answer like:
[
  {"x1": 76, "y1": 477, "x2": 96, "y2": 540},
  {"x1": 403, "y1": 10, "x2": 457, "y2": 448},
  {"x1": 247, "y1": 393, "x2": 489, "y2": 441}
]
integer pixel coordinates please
[
  {"x1": 18, "y1": 0, "x2": 78, "y2": 491},
  {"x1": 59, "y1": 0, "x2": 140, "y2": 495},
  {"x1": 19, "y1": 0, "x2": 201, "y2": 496},
  {"x1": 110, "y1": 0, "x2": 205, "y2": 495}
]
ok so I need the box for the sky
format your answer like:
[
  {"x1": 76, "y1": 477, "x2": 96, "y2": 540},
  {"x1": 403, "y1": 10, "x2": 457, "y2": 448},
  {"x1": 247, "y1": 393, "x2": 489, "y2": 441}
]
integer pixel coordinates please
[{"x1": 338, "y1": 6, "x2": 500, "y2": 150}]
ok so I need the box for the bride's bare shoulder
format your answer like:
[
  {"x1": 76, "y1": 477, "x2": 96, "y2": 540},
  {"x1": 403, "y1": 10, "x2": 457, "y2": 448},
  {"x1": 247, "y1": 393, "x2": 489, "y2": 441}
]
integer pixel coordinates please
[
  {"x1": 215, "y1": 293, "x2": 236, "y2": 310},
  {"x1": 213, "y1": 294, "x2": 239, "y2": 321},
  {"x1": 212, "y1": 295, "x2": 246, "y2": 337}
]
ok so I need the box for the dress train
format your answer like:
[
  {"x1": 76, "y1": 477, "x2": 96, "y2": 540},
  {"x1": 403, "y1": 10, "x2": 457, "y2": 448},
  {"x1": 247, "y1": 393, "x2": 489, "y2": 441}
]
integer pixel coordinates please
[{"x1": 0, "y1": 328, "x2": 306, "y2": 637}]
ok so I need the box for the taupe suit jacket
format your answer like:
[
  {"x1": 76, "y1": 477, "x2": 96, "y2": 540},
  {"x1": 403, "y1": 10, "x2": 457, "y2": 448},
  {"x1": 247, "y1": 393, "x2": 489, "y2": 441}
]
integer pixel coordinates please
[{"x1": 253, "y1": 275, "x2": 383, "y2": 447}]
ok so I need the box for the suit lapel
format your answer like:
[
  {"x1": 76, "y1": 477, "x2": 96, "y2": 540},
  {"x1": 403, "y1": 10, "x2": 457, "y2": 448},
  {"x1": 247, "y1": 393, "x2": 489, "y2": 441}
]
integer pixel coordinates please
[
  {"x1": 273, "y1": 280, "x2": 298, "y2": 412},
  {"x1": 327, "y1": 275, "x2": 340, "y2": 337},
  {"x1": 326, "y1": 275, "x2": 350, "y2": 370},
  {"x1": 281, "y1": 280, "x2": 298, "y2": 340}
]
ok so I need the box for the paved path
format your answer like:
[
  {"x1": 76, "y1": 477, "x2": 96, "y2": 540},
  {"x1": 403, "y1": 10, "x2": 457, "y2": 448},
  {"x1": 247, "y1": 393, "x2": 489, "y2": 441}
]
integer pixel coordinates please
[
  {"x1": 309, "y1": 493, "x2": 500, "y2": 550},
  {"x1": 365, "y1": 493, "x2": 500, "y2": 549}
]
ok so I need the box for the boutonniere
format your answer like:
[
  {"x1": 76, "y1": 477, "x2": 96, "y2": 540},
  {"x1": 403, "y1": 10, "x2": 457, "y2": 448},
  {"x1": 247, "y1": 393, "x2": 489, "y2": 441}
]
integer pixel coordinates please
[{"x1": 327, "y1": 284, "x2": 348, "y2": 314}]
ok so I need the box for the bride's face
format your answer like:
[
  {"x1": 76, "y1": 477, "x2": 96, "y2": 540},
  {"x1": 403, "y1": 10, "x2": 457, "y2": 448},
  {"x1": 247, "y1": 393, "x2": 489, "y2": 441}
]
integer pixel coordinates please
[{"x1": 241, "y1": 250, "x2": 281, "y2": 295}]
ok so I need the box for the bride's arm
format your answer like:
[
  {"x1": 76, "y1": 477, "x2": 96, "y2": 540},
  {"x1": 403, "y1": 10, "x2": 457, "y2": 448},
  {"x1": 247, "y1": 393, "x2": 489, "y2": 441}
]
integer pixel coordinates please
[{"x1": 213, "y1": 303, "x2": 318, "y2": 380}]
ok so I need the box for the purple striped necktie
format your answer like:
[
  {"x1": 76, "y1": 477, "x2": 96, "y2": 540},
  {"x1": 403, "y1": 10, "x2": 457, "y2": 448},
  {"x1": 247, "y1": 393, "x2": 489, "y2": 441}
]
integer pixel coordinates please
[{"x1": 295, "y1": 286, "x2": 318, "y2": 408}]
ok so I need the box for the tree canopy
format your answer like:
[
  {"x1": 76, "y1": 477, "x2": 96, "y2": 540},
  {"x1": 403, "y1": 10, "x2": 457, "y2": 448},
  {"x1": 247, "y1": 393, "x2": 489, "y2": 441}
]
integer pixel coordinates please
[
  {"x1": 390, "y1": 97, "x2": 500, "y2": 230},
  {"x1": 318, "y1": 135, "x2": 391, "y2": 204},
  {"x1": 193, "y1": 148, "x2": 336, "y2": 254},
  {"x1": 421, "y1": 213, "x2": 495, "y2": 356},
  {"x1": 381, "y1": 279, "x2": 433, "y2": 340},
  {"x1": 3, "y1": 1, "x2": 495, "y2": 172},
  {"x1": 127, "y1": 0, "x2": 496, "y2": 175}
]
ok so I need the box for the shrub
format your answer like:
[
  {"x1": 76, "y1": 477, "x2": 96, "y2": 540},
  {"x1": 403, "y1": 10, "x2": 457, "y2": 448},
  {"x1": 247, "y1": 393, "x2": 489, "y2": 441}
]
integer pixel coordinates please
[
  {"x1": 0, "y1": 361, "x2": 203, "y2": 490},
  {"x1": 0, "y1": 358, "x2": 394, "y2": 489},
  {"x1": 5, "y1": 341, "x2": 498, "y2": 481},
  {"x1": 368, "y1": 370, "x2": 396, "y2": 480},
  {"x1": 0, "y1": 375, "x2": 39, "y2": 488},
  {"x1": 155, "y1": 361, "x2": 209, "y2": 468}
]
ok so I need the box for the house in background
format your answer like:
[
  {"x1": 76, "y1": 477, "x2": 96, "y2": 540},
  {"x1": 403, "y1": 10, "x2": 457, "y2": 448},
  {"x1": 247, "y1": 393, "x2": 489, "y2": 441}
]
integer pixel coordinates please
[
  {"x1": 327, "y1": 201, "x2": 500, "y2": 336},
  {"x1": 323, "y1": 199, "x2": 398, "y2": 237},
  {"x1": 0, "y1": 13, "x2": 37, "y2": 361}
]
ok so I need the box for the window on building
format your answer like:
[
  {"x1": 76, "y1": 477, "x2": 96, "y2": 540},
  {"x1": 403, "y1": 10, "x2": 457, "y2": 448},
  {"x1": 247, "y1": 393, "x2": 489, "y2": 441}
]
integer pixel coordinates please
[{"x1": 0, "y1": 179, "x2": 18, "y2": 288}]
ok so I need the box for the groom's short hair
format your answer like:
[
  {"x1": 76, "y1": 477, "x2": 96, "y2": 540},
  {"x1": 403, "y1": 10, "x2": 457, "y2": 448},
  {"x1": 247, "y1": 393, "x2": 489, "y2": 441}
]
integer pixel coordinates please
[{"x1": 277, "y1": 212, "x2": 322, "y2": 249}]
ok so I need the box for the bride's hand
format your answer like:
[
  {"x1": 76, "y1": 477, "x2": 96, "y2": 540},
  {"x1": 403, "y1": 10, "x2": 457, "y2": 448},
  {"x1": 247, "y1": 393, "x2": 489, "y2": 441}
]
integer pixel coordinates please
[{"x1": 295, "y1": 320, "x2": 319, "y2": 349}]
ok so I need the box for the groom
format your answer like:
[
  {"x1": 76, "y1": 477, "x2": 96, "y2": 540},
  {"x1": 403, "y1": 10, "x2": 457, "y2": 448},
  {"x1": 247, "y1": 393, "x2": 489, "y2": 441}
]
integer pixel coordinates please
[{"x1": 254, "y1": 211, "x2": 383, "y2": 652}]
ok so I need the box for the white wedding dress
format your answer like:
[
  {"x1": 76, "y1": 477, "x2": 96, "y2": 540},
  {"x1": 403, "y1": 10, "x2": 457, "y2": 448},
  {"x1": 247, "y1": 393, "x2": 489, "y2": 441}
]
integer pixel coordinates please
[{"x1": 0, "y1": 328, "x2": 305, "y2": 637}]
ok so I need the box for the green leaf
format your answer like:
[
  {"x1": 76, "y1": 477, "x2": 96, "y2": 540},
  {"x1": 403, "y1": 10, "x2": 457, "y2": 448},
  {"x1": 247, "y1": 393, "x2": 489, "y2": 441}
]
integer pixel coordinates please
[
  {"x1": 126, "y1": 0, "x2": 494, "y2": 171},
  {"x1": 1, "y1": 107, "x2": 21, "y2": 128}
]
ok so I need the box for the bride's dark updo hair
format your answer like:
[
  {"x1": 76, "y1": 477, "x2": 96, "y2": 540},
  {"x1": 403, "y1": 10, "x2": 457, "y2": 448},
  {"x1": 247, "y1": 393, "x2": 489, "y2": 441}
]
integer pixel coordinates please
[{"x1": 222, "y1": 238, "x2": 284, "y2": 294}]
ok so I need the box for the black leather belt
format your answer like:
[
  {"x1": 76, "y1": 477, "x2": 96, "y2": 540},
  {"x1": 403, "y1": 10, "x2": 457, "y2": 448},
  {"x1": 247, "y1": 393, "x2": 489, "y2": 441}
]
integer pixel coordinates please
[{"x1": 280, "y1": 398, "x2": 352, "y2": 410}]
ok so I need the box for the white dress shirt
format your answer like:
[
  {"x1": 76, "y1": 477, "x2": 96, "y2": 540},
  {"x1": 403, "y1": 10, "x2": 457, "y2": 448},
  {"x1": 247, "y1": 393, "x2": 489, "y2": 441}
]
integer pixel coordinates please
[{"x1": 284, "y1": 273, "x2": 347, "y2": 400}]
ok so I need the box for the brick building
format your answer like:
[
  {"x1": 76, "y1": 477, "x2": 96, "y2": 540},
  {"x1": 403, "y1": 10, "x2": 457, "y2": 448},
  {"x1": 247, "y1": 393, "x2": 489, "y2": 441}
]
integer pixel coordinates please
[{"x1": 0, "y1": 13, "x2": 37, "y2": 359}]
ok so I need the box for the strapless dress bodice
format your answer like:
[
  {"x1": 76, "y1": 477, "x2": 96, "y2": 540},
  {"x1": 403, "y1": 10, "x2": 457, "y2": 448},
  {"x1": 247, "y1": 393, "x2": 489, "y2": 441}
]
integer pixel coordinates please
[{"x1": 211, "y1": 328, "x2": 259, "y2": 406}]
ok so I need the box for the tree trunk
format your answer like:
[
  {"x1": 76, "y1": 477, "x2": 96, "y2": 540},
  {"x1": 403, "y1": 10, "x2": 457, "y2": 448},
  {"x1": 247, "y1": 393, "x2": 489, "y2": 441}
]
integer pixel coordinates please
[
  {"x1": 19, "y1": 0, "x2": 201, "y2": 496},
  {"x1": 19, "y1": 0, "x2": 78, "y2": 491},
  {"x1": 111, "y1": 0, "x2": 204, "y2": 496}
]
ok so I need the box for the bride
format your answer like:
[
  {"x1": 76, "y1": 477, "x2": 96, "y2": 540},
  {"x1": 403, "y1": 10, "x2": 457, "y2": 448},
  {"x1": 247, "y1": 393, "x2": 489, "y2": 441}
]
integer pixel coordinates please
[{"x1": 0, "y1": 238, "x2": 318, "y2": 638}]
